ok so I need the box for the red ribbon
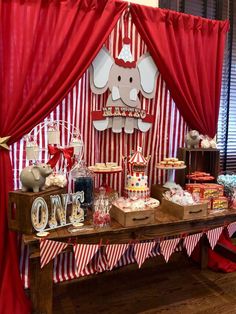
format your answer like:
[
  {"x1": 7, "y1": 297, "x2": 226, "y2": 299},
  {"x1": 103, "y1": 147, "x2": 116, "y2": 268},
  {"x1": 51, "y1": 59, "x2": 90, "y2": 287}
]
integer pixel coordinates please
[{"x1": 47, "y1": 145, "x2": 74, "y2": 170}]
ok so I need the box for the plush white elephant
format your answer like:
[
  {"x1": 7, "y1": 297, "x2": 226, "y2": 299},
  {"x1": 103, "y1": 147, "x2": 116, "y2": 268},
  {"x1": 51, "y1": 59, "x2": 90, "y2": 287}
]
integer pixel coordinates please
[{"x1": 90, "y1": 47, "x2": 158, "y2": 133}]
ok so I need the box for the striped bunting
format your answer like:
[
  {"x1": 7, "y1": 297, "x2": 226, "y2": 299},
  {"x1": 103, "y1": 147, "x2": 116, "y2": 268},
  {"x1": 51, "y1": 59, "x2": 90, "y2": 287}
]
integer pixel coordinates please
[
  {"x1": 40, "y1": 240, "x2": 68, "y2": 269},
  {"x1": 183, "y1": 233, "x2": 202, "y2": 257},
  {"x1": 73, "y1": 244, "x2": 100, "y2": 275},
  {"x1": 227, "y1": 222, "x2": 236, "y2": 238},
  {"x1": 160, "y1": 238, "x2": 180, "y2": 263},
  {"x1": 106, "y1": 244, "x2": 129, "y2": 270},
  {"x1": 206, "y1": 227, "x2": 223, "y2": 250},
  {"x1": 134, "y1": 241, "x2": 156, "y2": 268}
]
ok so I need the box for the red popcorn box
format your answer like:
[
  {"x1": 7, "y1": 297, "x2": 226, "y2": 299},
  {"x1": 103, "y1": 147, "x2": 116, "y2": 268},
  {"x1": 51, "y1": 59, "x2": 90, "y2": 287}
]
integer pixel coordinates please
[
  {"x1": 202, "y1": 184, "x2": 224, "y2": 197},
  {"x1": 185, "y1": 183, "x2": 203, "y2": 194},
  {"x1": 200, "y1": 184, "x2": 224, "y2": 199},
  {"x1": 212, "y1": 197, "x2": 228, "y2": 210}
]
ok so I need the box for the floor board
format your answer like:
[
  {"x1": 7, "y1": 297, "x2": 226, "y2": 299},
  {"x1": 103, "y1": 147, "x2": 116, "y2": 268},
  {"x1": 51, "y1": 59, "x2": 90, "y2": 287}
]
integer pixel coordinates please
[{"x1": 53, "y1": 253, "x2": 236, "y2": 314}]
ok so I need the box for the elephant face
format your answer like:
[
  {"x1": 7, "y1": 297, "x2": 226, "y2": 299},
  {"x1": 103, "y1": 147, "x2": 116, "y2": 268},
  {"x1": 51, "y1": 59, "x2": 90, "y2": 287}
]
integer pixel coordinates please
[
  {"x1": 108, "y1": 64, "x2": 141, "y2": 108},
  {"x1": 90, "y1": 47, "x2": 158, "y2": 133}
]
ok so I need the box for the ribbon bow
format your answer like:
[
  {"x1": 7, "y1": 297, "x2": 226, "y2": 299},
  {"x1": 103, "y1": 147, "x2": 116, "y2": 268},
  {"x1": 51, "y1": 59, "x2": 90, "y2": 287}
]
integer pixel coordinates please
[
  {"x1": 0, "y1": 136, "x2": 11, "y2": 150},
  {"x1": 47, "y1": 145, "x2": 74, "y2": 170}
]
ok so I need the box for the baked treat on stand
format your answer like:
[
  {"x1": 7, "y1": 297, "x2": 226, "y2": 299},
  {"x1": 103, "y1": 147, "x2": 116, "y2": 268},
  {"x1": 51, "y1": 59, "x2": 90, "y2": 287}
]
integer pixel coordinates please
[
  {"x1": 88, "y1": 162, "x2": 122, "y2": 192},
  {"x1": 124, "y1": 148, "x2": 150, "y2": 200},
  {"x1": 156, "y1": 157, "x2": 186, "y2": 185}
]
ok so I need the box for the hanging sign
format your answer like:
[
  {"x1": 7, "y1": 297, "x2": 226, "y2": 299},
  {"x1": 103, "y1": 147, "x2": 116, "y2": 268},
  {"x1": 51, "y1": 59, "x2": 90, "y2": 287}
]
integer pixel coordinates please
[{"x1": 90, "y1": 38, "x2": 158, "y2": 134}]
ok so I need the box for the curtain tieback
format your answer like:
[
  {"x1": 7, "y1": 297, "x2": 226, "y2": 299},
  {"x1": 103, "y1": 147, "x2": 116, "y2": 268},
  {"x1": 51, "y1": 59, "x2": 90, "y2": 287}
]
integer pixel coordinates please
[{"x1": 0, "y1": 136, "x2": 11, "y2": 150}]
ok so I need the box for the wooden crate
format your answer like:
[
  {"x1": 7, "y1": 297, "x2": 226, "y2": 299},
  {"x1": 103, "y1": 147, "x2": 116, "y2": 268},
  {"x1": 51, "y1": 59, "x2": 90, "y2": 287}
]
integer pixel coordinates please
[
  {"x1": 8, "y1": 187, "x2": 66, "y2": 234},
  {"x1": 175, "y1": 148, "x2": 220, "y2": 187},
  {"x1": 151, "y1": 184, "x2": 169, "y2": 203},
  {"x1": 110, "y1": 204, "x2": 155, "y2": 227},
  {"x1": 161, "y1": 199, "x2": 208, "y2": 220}
]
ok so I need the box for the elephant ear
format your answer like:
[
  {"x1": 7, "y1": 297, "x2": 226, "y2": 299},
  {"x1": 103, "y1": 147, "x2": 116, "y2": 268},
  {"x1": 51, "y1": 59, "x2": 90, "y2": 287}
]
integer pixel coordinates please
[
  {"x1": 31, "y1": 166, "x2": 40, "y2": 181},
  {"x1": 137, "y1": 53, "x2": 158, "y2": 99},
  {"x1": 90, "y1": 47, "x2": 114, "y2": 94}
]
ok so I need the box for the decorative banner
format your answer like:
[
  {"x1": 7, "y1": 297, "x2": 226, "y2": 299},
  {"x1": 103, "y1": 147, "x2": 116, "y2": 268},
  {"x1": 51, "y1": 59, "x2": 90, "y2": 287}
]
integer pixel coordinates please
[
  {"x1": 206, "y1": 227, "x2": 223, "y2": 250},
  {"x1": 90, "y1": 38, "x2": 158, "y2": 134},
  {"x1": 134, "y1": 241, "x2": 156, "y2": 268},
  {"x1": 183, "y1": 233, "x2": 202, "y2": 256},
  {"x1": 73, "y1": 244, "x2": 100, "y2": 275},
  {"x1": 160, "y1": 238, "x2": 180, "y2": 263},
  {"x1": 106, "y1": 243, "x2": 129, "y2": 270},
  {"x1": 40, "y1": 239, "x2": 68, "y2": 268},
  {"x1": 227, "y1": 222, "x2": 236, "y2": 237}
]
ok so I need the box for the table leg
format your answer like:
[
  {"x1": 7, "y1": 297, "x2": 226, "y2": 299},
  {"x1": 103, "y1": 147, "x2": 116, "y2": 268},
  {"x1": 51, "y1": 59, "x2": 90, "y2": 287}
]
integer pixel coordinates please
[
  {"x1": 29, "y1": 256, "x2": 53, "y2": 314},
  {"x1": 200, "y1": 234, "x2": 208, "y2": 270}
]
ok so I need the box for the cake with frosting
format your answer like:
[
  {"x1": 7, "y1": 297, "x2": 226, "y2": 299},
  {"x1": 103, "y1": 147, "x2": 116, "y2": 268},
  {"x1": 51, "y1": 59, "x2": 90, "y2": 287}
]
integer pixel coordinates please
[{"x1": 124, "y1": 148, "x2": 150, "y2": 200}]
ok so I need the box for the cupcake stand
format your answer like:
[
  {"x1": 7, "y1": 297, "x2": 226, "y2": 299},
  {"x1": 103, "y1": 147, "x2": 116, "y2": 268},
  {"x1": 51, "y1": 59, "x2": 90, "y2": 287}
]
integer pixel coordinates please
[
  {"x1": 156, "y1": 165, "x2": 186, "y2": 185},
  {"x1": 88, "y1": 167, "x2": 122, "y2": 192}
]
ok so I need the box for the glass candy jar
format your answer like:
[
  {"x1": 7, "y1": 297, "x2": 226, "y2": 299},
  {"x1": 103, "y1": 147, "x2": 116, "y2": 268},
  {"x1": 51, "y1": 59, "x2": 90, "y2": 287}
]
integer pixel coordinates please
[
  {"x1": 93, "y1": 187, "x2": 111, "y2": 228},
  {"x1": 72, "y1": 161, "x2": 94, "y2": 216}
]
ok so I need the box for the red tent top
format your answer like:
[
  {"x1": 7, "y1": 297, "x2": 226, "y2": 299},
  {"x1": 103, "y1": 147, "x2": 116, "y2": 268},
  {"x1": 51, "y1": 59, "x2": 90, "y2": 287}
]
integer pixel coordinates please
[{"x1": 129, "y1": 151, "x2": 147, "y2": 164}]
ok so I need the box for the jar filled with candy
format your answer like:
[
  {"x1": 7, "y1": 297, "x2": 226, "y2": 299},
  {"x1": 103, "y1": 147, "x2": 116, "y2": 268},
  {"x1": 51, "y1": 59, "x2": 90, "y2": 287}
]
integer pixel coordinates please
[
  {"x1": 72, "y1": 161, "x2": 94, "y2": 216},
  {"x1": 93, "y1": 187, "x2": 111, "y2": 227}
]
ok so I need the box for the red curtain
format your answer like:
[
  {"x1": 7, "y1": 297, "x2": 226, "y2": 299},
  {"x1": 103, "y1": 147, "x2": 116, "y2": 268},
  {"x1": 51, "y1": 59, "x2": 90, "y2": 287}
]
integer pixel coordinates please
[
  {"x1": 0, "y1": 0, "x2": 127, "y2": 313},
  {"x1": 131, "y1": 5, "x2": 229, "y2": 138}
]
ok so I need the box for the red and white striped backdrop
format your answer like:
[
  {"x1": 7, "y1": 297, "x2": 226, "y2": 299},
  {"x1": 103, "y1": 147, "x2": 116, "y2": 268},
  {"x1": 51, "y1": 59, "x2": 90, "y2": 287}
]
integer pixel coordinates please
[{"x1": 11, "y1": 14, "x2": 188, "y2": 288}]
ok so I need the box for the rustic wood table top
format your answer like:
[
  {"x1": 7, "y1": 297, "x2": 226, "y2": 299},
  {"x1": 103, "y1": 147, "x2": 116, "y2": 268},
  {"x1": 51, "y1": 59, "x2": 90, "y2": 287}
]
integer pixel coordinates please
[{"x1": 23, "y1": 208, "x2": 236, "y2": 247}]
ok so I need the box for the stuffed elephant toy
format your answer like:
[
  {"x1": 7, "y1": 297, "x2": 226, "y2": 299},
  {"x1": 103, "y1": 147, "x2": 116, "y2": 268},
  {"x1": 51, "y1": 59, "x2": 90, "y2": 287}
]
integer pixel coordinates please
[
  {"x1": 185, "y1": 130, "x2": 201, "y2": 149},
  {"x1": 20, "y1": 163, "x2": 53, "y2": 192}
]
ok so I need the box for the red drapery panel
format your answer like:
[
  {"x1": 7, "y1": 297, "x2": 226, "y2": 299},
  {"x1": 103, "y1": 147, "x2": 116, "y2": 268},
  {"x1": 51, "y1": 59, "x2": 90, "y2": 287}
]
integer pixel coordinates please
[
  {"x1": 130, "y1": 5, "x2": 229, "y2": 138},
  {"x1": 0, "y1": 0, "x2": 127, "y2": 313}
]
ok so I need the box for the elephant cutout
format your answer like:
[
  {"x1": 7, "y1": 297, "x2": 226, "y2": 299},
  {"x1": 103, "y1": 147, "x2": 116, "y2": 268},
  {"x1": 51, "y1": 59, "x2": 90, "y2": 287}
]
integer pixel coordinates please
[{"x1": 90, "y1": 45, "x2": 158, "y2": 134}]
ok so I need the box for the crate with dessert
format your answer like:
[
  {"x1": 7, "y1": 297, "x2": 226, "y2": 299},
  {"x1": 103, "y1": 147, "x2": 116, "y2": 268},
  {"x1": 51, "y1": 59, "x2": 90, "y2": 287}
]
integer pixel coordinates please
[
  {"x1": 175, "y1": 148, "x2": 220, "y2": 187},
  {"x1": 110, "y1": 198, "x2": 159, "y2": 227}
]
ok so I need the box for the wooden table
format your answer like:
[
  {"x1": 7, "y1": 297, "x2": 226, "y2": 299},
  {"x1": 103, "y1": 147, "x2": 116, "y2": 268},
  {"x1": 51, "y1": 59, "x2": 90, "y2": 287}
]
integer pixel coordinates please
[{"x1": 23, "y1": 208, "x2": 236, "y2": 314}]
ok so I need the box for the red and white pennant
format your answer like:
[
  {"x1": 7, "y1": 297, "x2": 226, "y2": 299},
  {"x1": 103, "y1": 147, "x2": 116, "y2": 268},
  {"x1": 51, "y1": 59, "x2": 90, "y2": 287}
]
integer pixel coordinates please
[
  {"x1": 134, "y1": 241, "x2": 156, "y2": 268},
  {"x1": 206, "y1": 227, "x2": 223, "y2": 250},
  {"x1": 160, "y1": 238, "x2": 180, "y2": 262},
  {"x1": 227, "y1": 222, "x2": 236, "y2": 238},
  {"x1": 73, "y1": 244, "x2": 100, "y2": 275},
  {"x1": 183, "y1": 233, "x2": 202, "y2": 256},
  {"x1": 106, "y1": 244, "x2": 129, "y2": 270},
  {"x1": 40, "y1": 239, "x2": 68, "y2": 268}
]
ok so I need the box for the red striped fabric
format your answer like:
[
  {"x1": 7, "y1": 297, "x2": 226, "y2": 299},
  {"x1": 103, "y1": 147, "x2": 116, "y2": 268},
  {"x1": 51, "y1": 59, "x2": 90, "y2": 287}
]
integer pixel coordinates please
[
  {"x1": 40, "y1": 240, "x2": 68, "y2": 269},
  {"x1": 106, "y1": 243, "x2": 129, "y2": 270},
  {"x1": 134, "y1": 241, "x2": 156, "y2": 268},
  {"x1": 13, "y1": 13, "x2": 188, "y2": 287},
  {"x1": 227, "y1": 222, "x2": 236, "y2": 238},
  {"x1": 206, "y1": 227, "x2": 223, "y2": 250},
  {"x1": 160, "y1": 238, "x2": 180, "y2": 263},
  {"x1": 73, "y1": 244, "x2": 99, "y2": 276},
  {"x1": 183, "y1": 233, "x2": 202, "y2": 257}
]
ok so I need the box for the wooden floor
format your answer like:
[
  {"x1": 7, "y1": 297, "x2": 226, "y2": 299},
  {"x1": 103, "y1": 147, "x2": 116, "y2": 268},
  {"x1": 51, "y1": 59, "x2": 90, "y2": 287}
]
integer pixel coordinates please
[{"x1": 53, "y1": 253, "x2": 236, "y2": 314}]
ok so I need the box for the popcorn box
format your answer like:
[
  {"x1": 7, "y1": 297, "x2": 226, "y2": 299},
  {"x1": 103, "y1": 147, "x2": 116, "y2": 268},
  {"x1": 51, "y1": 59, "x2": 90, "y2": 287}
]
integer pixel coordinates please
[
  {"x1": 212, "y1": 197, "x2": 228, "y2": 211},
  {"x1": 185, "y1": 183, "x2": 224, "y2": 199},
  {"x1": 203, "y1": 184, "x2": 224, "y2": 196},
  {"x1": 161, "y1": 199, "x2": 208, "y2": 220},
  {"x1": 110, "y1": 202, "x2": 155, "y2": 227},
  {"x1": 185, "y1": 183, "x2": 202, "y2": 194}
]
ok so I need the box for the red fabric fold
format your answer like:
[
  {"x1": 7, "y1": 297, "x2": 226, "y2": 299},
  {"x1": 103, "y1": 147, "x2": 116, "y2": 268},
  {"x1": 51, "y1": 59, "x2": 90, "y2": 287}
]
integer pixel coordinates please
[
  {"x1": 47, "y1": 145, "x2": 74, "y2": 170},
  {"x1": 0, "y1": 0, "x2": 127, "y2": 312},
  {"x1": 131, "y1": 5, "x2": 229, "y2": 138}
]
